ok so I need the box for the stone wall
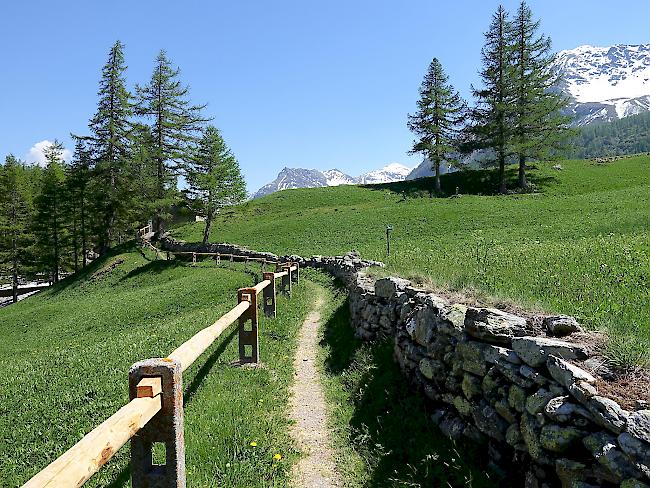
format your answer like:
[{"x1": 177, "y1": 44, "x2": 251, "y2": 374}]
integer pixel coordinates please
[
  {"x1": 348, "y1": 274, "x2": 650, "y2": 488},
  {"x1": 157, "y1": 236, "x2": 649, "y2": 487}
]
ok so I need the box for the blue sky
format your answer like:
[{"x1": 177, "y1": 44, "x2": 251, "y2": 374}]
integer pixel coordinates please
[{"x1": 1, "y1": 1, "x2": 649, "y2": 192}]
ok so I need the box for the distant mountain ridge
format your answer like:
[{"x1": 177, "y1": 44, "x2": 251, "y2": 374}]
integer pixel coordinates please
[
  {"x1": 252, "y1": 163, "x2": 412, "y2": 198},
  {"x1": 553, "y1": 44, "x2": 650, "y2": 126}
]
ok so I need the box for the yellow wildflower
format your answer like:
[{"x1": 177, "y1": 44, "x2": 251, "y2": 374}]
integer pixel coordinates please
[
  {"x1": 249, "y1": 441, "x2": 257, "y2": 447},
  {"x1": 273, "y1": 453, "x2": 282, "y2": 461}
]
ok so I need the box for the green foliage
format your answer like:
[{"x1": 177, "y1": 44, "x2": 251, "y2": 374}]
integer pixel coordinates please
[
  {"x1": 185, "y1": 126, "x2": 247, "y2": 244},
  {"x1": 173, "y1": 156, "x2": 650, "y2": 366},
  {"x1": 408, "y1": 58, "x2": 465, "y2": 193},
  {"x1": 0, "y1": 249, "x2": 310, "y2": 486},
  {"x1": 0, "y1": 155, "x2": 36, "y2": 297},
  {"x1": 570, "y1": 111, "x2": 650, "y2": 159},
  {"x1": 33, "y1": 141, "x2": 68, "y2": 282},
  {"x1": 136, "y1": 50, "x2": 210, "y2": 231}
]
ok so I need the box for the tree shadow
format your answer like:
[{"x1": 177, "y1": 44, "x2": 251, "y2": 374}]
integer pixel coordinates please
[
  {"x1": 105, "y1": 465, "x2": 131, "y2": 488},
  {"x1": 360, "y1": 166, "x2": 557, "y2": 199},
  {"x1": 321, "y1": 299, "x2": 499, "y2": 487},
  {"x1": 119, "y1": 259, "x2": 182, "y2": 282}
]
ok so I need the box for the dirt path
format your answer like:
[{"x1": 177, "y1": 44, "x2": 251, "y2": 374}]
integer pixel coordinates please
[{"x1": 289, "y1": 291, "x2": 341, "y2": 488}]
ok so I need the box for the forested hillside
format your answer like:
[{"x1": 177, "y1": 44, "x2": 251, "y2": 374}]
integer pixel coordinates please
[{"x1": 570, "y1": 111, "x2": 650, "y2": 158}]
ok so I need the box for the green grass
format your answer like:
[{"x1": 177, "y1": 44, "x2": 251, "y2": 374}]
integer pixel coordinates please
[
  {"x1": 307, "y1": 270, "x2": 497, "y2": 487},
  {"x1": 0, "y1": 246, "x2": 310, "y2": 487},
  {"x1": 174, "y1": 157, "x2": 650, "y2": 366}
]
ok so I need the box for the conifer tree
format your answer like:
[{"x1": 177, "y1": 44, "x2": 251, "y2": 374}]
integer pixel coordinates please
[
  {"x1": 470, "y1": 5, "x2": 515, "y2": 194},
  {"x1": 136, "y1": 50, "x2": 210, "y2": 232},
  {"x1": 33, "y1": 142, "x2": 67, "y2": 283},
  {"x1": 0, "y1": 155, "x2": 35, "y2": 302},
  {"x1": 86, "y1": 40, "x2": 133, "y2": 252},
  {"x1": 408, "y1": 58, "x2": 465, "y2": 193},
  {"x1": 509, "y1": 1, "x2": 573, "y2": 188},
  {"x1": 65, "y1": 139, "x2": 93, "y2": 268},
  {"x1": 185, "y1": 126, "x2": 246, "y2": 244}
]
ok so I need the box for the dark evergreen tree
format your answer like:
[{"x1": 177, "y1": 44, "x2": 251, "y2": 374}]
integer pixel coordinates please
[
  {"x1": 0, "y1": 156, "x2": 35, "y2": 302},
  {"x1": 184, "y1": 126, "x2": 246, "y2": 244},
  {"x1": 85, "y1": 40, "x2": 133, "y2": 252},
  {"x1": 408, "y1": 58, "x2": 466, "y2": 193},
  {"x1": 470, "y1": 5, "x2": 515, "y2": 194},
  {"x1": 136, "y1": 50, "x2": 210, "y2": 232},
  {"x1": 129, "y1": 123, "x2": 160, "y2": 228},
  {"x1": 65, "y1": 139, "x2": 93, "y2": 269},
  {"x1": 33, "y1": 142, "x2": 67, "y2": 283},
  {"x1": 509, "y1": 1, "x2": 573, "y2": 188}
]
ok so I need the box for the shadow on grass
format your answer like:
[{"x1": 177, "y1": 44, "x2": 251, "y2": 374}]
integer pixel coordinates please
[
  {"x1": 321, "y1": 296, "x2": 498, "y2": 487},
  {"x1": 106, "y1": 465, "x2": 131, "y2": 488},
  {"x1": 361, "y1": 165, "x2": 557, "y2": 199},
  {"x1": 119, "y1": 259, "x2": 183, "y2": 282}
]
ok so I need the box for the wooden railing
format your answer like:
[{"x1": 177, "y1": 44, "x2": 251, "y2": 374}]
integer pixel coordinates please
[{"x1": 22, "y1": 258, "x2": 300, "y2": 488}]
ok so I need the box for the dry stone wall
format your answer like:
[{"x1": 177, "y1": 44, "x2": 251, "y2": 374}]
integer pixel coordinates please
[{"x1": 157, "y1": 236, "x2": 649, "y2": 487}]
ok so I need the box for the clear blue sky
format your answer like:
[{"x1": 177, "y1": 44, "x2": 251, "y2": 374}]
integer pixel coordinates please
[{"x1": 1, "y1": 0, "x2": 649, "y2": 192}]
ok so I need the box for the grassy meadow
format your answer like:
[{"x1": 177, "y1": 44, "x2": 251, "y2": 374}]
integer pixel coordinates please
[
  {"x1": 0, "y1": 246, "x2": 310, "y2": 487},
  {"x1": 174, "y1": 156, "x2": 650, "y2": 366}
]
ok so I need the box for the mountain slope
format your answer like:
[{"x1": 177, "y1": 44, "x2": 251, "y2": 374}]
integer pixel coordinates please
[{"x1": 554, "y1": 44, "x2": 650, "y2": 126}]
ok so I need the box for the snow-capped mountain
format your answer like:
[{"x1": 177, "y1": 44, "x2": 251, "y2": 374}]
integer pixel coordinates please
[
  {"x1": 252, "y1": 163, "x2": 411, "y2": 199},
  {"x1": 553, "y1": 44, "x2": 650, "y2": 126}
]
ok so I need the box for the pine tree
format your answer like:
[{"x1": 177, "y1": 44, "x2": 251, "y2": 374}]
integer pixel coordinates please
[
  {"x1": 0, "y1": 156, "x2": 35, "y2": 303},
  {"x1": 86, "y1": 40, "x2": 133, "y2": 252},
  {"x1": 408, "y1": 58, "x2": 466, "y2": 193},
  {"x1": 33, "y1": 142, "x2": 67, "y2": 283},
  {"x1": 129, "y1": 123, "x2": 160, "y2": 228},
  {"x1": 136, "y1": 50, "x2": 210, "y2": 232},
  {"x1": 509, "y1": 0, "x2": 573, "y2": 188},
  {"x1": 185, "y1": 126, "x2": 246, "y2": 244},
  {"x1": 470, "y1": 5, "x2": 515, "y2": 194},
  {"x1": 65, "y1": 139, "x2": 93, "y2": 269}
]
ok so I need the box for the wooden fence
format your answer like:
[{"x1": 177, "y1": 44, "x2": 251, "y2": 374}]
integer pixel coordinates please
[{"x1": 22, "y1": 244, "x2": 300, "y2": 488}]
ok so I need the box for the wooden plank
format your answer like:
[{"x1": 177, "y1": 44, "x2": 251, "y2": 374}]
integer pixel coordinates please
[
  {"x1": 136, "y1": 377, "x2": 162, "y2": 398},
  {"x1": 253, "y1": 280, "x2": 271, "y2": 294},
  {"x1": 22, "y1": 396, "x2": 161, "y2": 488},
  {"x1": 274, "y1": 271, "x2": 288, "y2": 278},
  {"x1": 168, "y1": 300, "x2": 251, "y2": 372}
]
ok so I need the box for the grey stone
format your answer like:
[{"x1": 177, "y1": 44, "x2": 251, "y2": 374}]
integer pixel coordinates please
[
  {"x1": 420, "y1": 293, "x2": 447, "y2": 311},
  {"x1": 568, "y1": 380, "x2": 598, "y2": 405},
  {"x1": 463, "y1": 424, "x2": 488, "y2": 444},
  {"x1": 544, "y1": 396, "x2": 593, "y2": 423},
  {"x1": 539, "y1": 424, "x2": 584, "y2": 453},
  {"x1": 495, "y1": 360, "x2": 534, "y2": 388},
  {"x1": 437, "y1": 304, "x2": 468, "y2": 337},
  {"x1": 494, "y1": 400, "x2": 517, "y2": 424},
  {"x1": 627, "y1": 410, "x2": 650, "y2": 443},
  {"x1": 521, "y1": 414, "x2": 546, "y2": 463},
  {"x1": 453, "y1": 395, "x2": 473, "y2": 417},
  {"x1": 555, "y1": 458, "x2": 588, "y2": 487},
  {"x1": 506, "y1": 423, "x2": 523, "y2": 446},
  {"x1": 375, "y1": 277, "x2": 411, "y2": 299},
  {"x1": 473, "y1": 402, "x2": 509, "y2": 442},
  {"x1": 509, "y1": 384, "x2": 527, "y2": 413},
  {"x1": 484, "y1": 345, "x2": 522, "y2": 365},
  {"x1": 464, "y1": 307, "x2": 529, "y2": 344},
  {"x1": 583, "y1": 432, "x2": 643, "y2": 482},
  {"x1": 546, "y1": 356, "x2": 596, "y2": 388},
  {"x1": 439, "y1": 415, "x2": 465, "y2": 440},
  {"x1": 618, "y1": 433, "x2": 650, "y2": 475},
  {"x1": 586, "y1": 396, "x2": 629, "y2": 434},
  {"x1": 526, "y1": 388, "x2": 556, "y2": 415},
  {"x1": 414, "y1": 307, "x2": 436, "y2": 346},
  {"x1": 543, "y1": 315, "x2": 583, "y2": 336},
  {"x1": 520, "y1": 365, "x2": 550, "y2": 385},
  {"x1": 456, "y1": 342, "x2": 488, "y2": 376},
  {"x1": 461, "y1": 373, "x2": 483, "y2": 400},
  {"x1": 513, "y1": 336, "x2": 589, "y2": 367},
  {"x1": 419, "y1": 358, "x2": 445, "y2": 380},
  {"x1": 621, "y1": 479, "x2": 650, "y2": 488}
]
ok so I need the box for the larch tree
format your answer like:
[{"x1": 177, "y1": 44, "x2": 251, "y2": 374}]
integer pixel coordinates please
[
  {"x1": 408, "y1": 57, "x2": 466, "y2": 194},
  {"x1": 33, "y1": 142, "x2": 67, "y2": 283},
  {"x1": 65, "y1": 139, "x2": 93, "y2": 269},
  {"x1": 470, "y1": 5, "x2": 516, "y2": 194},
  {"x1": 509, "y1": 0, "x2": 573, "y2": 188},
  {"x1": 136, "y1": 50, "x2": 210, "y2": 232},
  {"x1": 0, "y1": 155, "x2": 35, "y2": 302},
  {"x1": 185, "y1": 126, "x2": 246, "y2": 244},
  {"x1": 86, "y1": 40, "x2": 133, "y2": 252}
]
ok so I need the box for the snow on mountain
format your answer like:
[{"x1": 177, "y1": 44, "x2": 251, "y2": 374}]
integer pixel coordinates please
[
  {"x1": 553, "y1": 44, "x2": 650, "y2": 126},
  {"x1": 252, "y1": 163, "x2": 412, "y2": 198},
  {"x1": 357, "y1": 163, "x2": 412, "y2": 184}
]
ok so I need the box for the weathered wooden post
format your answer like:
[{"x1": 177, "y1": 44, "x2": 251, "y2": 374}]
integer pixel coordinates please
[
  {"x1": 166, "y1": 251, "x2": 171, "y2": 261},
  {"x1": 262, "y1": 272, "x2": 276, "y2": 318},
  {"x1": 278, "y1": 264, "x2": 292, "y2": 297},
  {"x1": 238, "y1": 288, "x2": 259, "y2": 364},
  {"x1": 129, "y1": 358, "x2": 185, "y2": 488},
  {"x1": 292, "y1": 263, "x2": 300, "y2": 284},
  {"x1": 192, "y1": 252, "x2": 197, "y2": 265}
]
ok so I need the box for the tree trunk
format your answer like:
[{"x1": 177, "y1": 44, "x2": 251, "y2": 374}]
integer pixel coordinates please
[
  {"x1": 81, "y1": 196, "x2": 87, "y2": 268},
  {"x1": 12, "y1": 244, "x2": 18, "y2": 304},
  {"x1": 435, "y1": 159, "x2": 441, "y2": 193},
  {"x1": 499, "y1": 149, "x2": 506, "y2": 194},
  {"x1": 518, "y1": 154, "x2": 528, "y2": 189},
  {"x1": 202, "y1": 217, "x2": 212, "y2": 245}
]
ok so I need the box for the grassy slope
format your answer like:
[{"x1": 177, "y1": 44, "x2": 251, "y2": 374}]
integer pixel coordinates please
[
  {"x1": 174, "y1": 157, "x2": 650, "y2": 365},
  {"x1": 0, "y1": 247, "x2": 309, "y2": 487}
]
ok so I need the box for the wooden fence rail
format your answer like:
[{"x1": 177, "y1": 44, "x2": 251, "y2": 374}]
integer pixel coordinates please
[{"x1": 22, "y1": 254, "x2": 300, "y2": 488}]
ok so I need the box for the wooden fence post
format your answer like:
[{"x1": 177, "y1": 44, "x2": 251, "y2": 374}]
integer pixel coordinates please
[
  {"x1": 238, "y1": 288, "x2": 259, "y2": 364},
  {"x1": 129, "y1": 358, "x2": 185, "y2": 488},
  {"x1": 292, "y1": 263, "x2": 300, "y2": 284},
  {"x1": 192, "y1": 252, "x2": 197, "y2": 265},
  {"x1": 262, "y1": 272, "x2": 276, "y2": 318},
  {"x1": 278, "y1": 264, "x2": 292, "y2": 297}
]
